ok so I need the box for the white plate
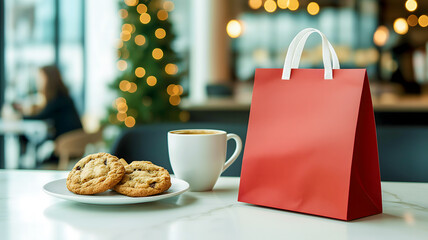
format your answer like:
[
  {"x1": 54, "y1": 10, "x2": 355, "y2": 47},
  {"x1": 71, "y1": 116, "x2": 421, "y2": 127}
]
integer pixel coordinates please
[{"x1": 43, "y1": 178, "x2": 189, "y2": 205}]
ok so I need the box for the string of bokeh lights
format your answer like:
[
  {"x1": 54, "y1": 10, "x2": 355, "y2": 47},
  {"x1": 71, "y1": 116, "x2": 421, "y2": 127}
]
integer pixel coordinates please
[{"x1": 114, "y1": 0, "x2": 185, "y2": 127}]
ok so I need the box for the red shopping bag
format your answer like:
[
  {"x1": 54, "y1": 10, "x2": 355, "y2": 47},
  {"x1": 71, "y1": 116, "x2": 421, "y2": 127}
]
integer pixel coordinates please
[{"x1": 238, "y1": 28, "x2": 382, "y2": 221}]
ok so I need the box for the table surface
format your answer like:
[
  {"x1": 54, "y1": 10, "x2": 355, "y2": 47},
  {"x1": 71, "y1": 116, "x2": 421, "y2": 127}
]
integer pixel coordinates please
[{"x1": 1, "y1": 170, "x2": 428, "y2": 240}]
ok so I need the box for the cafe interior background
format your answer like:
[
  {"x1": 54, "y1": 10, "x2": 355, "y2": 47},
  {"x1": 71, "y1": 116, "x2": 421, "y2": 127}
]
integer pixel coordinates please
[{"x1": 0, "y1": 0, "x2": 427, "y2": 181}]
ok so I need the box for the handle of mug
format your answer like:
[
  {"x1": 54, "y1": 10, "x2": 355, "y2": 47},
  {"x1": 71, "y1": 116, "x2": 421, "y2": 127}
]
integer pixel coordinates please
[{"x1": 222, "y1": 134, "x2": 242, "y2": 173}]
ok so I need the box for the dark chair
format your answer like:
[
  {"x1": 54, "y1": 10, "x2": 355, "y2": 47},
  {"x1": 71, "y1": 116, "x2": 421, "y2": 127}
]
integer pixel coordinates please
[{"x1": 111, "y1": 122, "x2": 248, "y2": 176}]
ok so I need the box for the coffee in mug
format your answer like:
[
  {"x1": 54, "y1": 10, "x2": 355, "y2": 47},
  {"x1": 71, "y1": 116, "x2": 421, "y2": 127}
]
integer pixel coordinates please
[{"x1": 168, "y1": 129, "x2": 242, "y2": 191}]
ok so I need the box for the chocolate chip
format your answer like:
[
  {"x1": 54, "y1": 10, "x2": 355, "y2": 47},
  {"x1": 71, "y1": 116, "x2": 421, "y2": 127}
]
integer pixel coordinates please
[
  {"x1": 150, "y1": 182, "x2": 156, "y2": 188},
  {"x1": 76, "y1": 166, "x2": 81, "y2": 170},
  {"x1": 104, "y1": 159, "x2": 107, "y2": 165}
]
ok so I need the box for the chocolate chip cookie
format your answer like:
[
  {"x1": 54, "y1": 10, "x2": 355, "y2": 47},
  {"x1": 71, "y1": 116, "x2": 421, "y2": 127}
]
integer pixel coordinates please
[
  {"x1": 66, "y1": 153, "x2": 125, "y2": 195},
  {"x1": 113, "y1": 161, "x2": 171, "y2": 197}
]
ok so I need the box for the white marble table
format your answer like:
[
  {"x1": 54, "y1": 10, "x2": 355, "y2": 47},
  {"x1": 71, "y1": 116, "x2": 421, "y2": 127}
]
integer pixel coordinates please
[{"x1": 1, "y1": 170, "x2": 428, "y2": 240}]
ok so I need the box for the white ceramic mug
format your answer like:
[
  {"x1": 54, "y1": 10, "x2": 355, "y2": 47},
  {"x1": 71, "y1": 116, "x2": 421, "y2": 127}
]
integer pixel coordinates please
[{"x1": 168, "y1": 129, "x2": 242, "y2": 191}]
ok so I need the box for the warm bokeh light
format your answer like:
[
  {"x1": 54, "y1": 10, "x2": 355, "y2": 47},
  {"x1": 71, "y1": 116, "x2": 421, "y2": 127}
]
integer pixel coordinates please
[
  {"x1": 419, "y1": 15, "x2": 428, "y2": 27},
  {"x1": 134, "y1": 35, "x2": 146, "y2": 46},
  {"x1": 167, "y1": 84, "x2": 176, "y2": 95},
  {"x1": 373, "y1": 25, "x2": 389, "y2": 47},
  {"x1": 288, "y1": 0, "x2": 299, "y2": 11},
  {"x1": 179, "y1": 111, "x2": 190, "y2": 122},
  {"x1": 122, "y1": 24, "x2": 133, "y2": 33},
  {"x1": 307, "y1": 2, "x2": 320, "y2": 15},
  {"x1": 152, "y1": 48, "x2": 164, "y2": 60},
  {"x1": 264, "y1": 0, "x2": 277, "y2": 13},
  {"x1": 119, "y1": 9, "x2": 128, "y2": 19},
  {"x1": 137, "y1": 4, "x2": 147, "y2": 14},
  {"x1": 249, "y1": 0, "x2": 262, "y2": 9},
  {"x1": 146, "y1": 76, "x2": 157, "y2": 86},
  {"x1": 163, "y1": 1, "x2": 175, "y2": 11},
  {"x1": 129, "y1": 82, "x2": 137, "y2": 93},
  {"x1": 157, "y1": 10, "x2": 168, "y2": 21},
  {"x1": 124, "y1": 0, "x2": 138, "y2": 7},
  {"x1": 278, "y1": 0, "x2": 289, "y2": 9},
  {"x1": 120, "y1": 31, "x2": 131, "y2": 41},
  {"x1": 169, "y1": 95, "x2": 181, "y2": 106},
  {"x1": 117, "y1": 60, "x2": 127, "y2": 71},
  {"x1": 117, "y1": 112, "x2": 127, "y2": 122},
  {"x1": 393, "y1": 18, "x2": 408, "y2": 35},
  {"x1": 405, "y1": 0, "x2": 417, "y2": 12},
  {"x1": 124, "y1": 116, "x2": 136, "y2": 128},
  {"x1": 135, "y1": 67, "x2": 146, "y2": 78},
  {"x1": 165, "y1": 63, "x2": 178, "y2": 75},
  {"x1": 407, "y1": 14, "x2": 418, "y2": 27},
  {"x1": 115, "y1": 97, "x2": 126, "y2": 106},
  {"x1": 119, "y1": 80, "x2": 131, "y2": 92},
  {"x1": 226, "y1": 20, "x2": 243, "y2": 38},
  {"x1": 140, "y1": 13, "x2": 151, "y2": 24},
  {"x1": 155, "y1": 28, "x2": 166, "y2": 39},
  {"x1": 117, "y1": 102, "x2": 128, "y2": 113}
]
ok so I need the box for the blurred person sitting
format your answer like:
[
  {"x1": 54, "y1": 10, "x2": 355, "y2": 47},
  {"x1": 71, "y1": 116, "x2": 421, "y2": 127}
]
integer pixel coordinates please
[{"x1": 14, "y1": 65, "x2": 83, "y2": 162}]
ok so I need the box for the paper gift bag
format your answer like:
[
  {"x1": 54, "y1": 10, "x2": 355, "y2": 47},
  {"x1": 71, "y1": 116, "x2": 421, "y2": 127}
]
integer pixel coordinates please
[{"x1": 238, "y1": 28, "x2": 382, "y2": 221}]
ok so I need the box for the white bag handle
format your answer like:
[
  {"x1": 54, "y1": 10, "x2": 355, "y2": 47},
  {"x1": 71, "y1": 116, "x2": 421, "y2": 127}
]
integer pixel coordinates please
[{"x1": 282, "y1": 28, "x2": 340, "y2": 80}]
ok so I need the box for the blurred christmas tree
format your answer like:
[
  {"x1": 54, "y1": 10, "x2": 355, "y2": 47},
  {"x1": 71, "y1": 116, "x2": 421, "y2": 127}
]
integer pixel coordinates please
[{"x1": 107, "y1": 0, "x2": 186, "y2": 128}]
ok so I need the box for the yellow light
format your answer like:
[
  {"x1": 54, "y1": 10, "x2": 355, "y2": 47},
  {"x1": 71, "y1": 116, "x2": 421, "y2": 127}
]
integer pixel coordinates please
[
  {"x1": 129, "y1": 82, "x2": 137, "y2": 93},
  {"x1": 419, "y1": 15, "x2": 428, "y2": 27},
  {"x1": 155, "y1": 28, "x2": 166, "y2": 39},
  {"x1": 169, "y1": 95, "x2": 181, "y2": 106},
  {"x1": 165, "y1": 63, "x2": 178, "y2": 75},
  {"x1": 179, "y1": 111, "x2": 190, "y2": 122},
  {"x1": 163, "y1": 1, "x2": 175, "y2": 11},
  {"x1": 140, "y1": 13, "x2": 151, "y2": 24},
  {"x1": 157, "y1": 10, "x2": 168, "y2": 21},
  {"x1": 117, "y1": 60, "x2": 127, "y2": 71},
  {"x1": 115, "y1": 97, "x2": 126, "y2": 106},
  {"x1": 226, "y1": 20, "x2": 243, "y2": 38},
  {"x1": 167, "y1": 84, "x2": 175, "y2": 95},
  {"x1": 117, "y1": 112, "x2": 127, "y2": 122},
  {"x1": 124, "y1": 0, "x2": 138, "y2": 7},
  {"x1": 177, "y1": 85, "x2": 183, "y2": 95},
  {"x1": 146, "y1": 76, "x2": 157, "y2": 86},
  {"x1": 134, "y1": 35, "x2": 146, "y2": 46},
  {"x1": 119, "y1": 9, "x2": 128, "y2": 19},
  {"x1": 119, "y1": 80, "x2": 131, "y2": 92},
  {"x1": 122, "y1": 24, "x2": 132, "y2": 33},
  {"x1": 264, "y1": 0, "x2": 277, "y2": 13},
  {"x1": 117, "y1": 102, "x2": 128, "y2": 113},
  {"x1": 136, "y1": 4, "x2": 147, "y2": 14},
  {"x1": 124, "y1": 116, "x2": 136, "y2": 128},
  {"x1": 277, "y1": 0, "x2": 288, "y2": 9},
  {"x1": 407, "y1": 14, "x2": 418, "y2": 27},
  {"x1": 373, "y1": 26, "x2": 389, "y2": 47},
  {"x1": 120, "y1": 31, "x2": 131, "y2": 41},
  {"x1": 307, "y1": 2, "x2": 319, "y2": 15},
  {"x1": 152, "y1": 48, "x2": 164, "y2": 60},
  {"x1": 288, "y1": 0, "x2": 299, "y2": 11},
  {"x1": 135, "y1": 67, "x2": 146, "y2": 78},
  {"x1": 405, "y1": 0, "x2": 417, "y2": 12},
  {"x1": 248, "y1": 0, "x2": 262, "y2": 9},
  {"x1": 393, "y1": 18, "x2": 408, "y2": 35}
]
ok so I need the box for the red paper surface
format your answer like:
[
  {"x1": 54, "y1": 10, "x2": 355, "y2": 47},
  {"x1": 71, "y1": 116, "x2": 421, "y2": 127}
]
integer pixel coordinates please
[{"x1": 238, "y1": 68, "x2": 382, "y2": 221}]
